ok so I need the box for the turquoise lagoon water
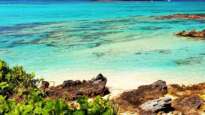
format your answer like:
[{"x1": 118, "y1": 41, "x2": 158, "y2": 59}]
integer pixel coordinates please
[{"x1": 1, "y1": 1, "x2": 205, "y2": 83}]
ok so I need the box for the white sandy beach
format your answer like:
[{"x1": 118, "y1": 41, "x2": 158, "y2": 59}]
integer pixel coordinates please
[{"x1": 38, "y1": 69, "x2": 205, "y2": 97}]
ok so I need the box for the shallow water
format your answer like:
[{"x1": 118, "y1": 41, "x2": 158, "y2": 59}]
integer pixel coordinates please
[{"x1": 0, "y1": 1, "x2": 205, "y2": 83}]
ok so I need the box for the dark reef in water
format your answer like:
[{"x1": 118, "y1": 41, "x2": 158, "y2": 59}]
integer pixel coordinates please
[
  {"x1": 176, "y1": 29, "x2": 205, "y2": 39},
  {"x1": 157, "y1": 14, "x2": 205, "y2": 20}
]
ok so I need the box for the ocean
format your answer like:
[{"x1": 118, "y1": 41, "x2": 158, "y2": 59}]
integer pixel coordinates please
[{"x1": 0, "y1": 1, "x2": 205, "y2": 84}]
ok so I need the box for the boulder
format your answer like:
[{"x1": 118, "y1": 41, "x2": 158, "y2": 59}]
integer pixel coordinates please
[
  {"x1": 115, "y1": 80, "x2": 205, "y2": 114},
  {"x1": 40, "y1": 81, "x2": 49, "y2": 89},
  {"x1": 115, "y1": 80, "x2": 168, "y2": 112},
  {"x1": 92, "y1": 73, "x2": 107, "y2": 83},
  {"x1": 46, "y1": 74, "x2": 110, "y2": 100},
  {"x1": 140, "y1": 97, "x2": 172, "y2": 113},
  {"x1": 172, "y1": 95, "x2": 204, "y2": 115}
]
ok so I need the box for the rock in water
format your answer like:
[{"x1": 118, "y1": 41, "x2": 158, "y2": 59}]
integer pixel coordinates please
[
  {"x1": 140, "y1": 97, "x2": 172, "y2": 113},
  {"x1": 176, "y1": 29, "x2": 205, "y2": 39},
  {"x1": 156, "y1": 14, "x2": 205, "y2": 20}
]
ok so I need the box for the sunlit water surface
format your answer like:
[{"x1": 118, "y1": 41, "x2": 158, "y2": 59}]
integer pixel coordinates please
[{"x1": 1, "y1": 1, "x2": 205, "y2": 83}]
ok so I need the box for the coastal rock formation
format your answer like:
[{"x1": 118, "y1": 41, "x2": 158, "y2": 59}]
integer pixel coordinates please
[
  {"x1": 115, "y1": 80, "x2": 168, "y2": 112},
  {"x1": 40, "y1": 81, "x2": 50, "y2": 90},
  {"x1": 168, "y1": 83, "x2": 205, "y2": 97},
  {"x1": 176, "y1": 30, "x2": 205, "y2": 39},
  {"x1": 45, "y1": 74, "x2": 110, "y2": 100},
  {"x1": 116, "y1": 81, "x2": 205, "y2": 114},
  {"x1": 172, "y1": 95, "x2": 204, "y2": 115},
  {"x1": 157, "y1": 14, "x2": 205, "y2": 20},
  {"x1": 40, "y1": 75, "x2": 205, "y2": 114},
  {"x1": 139, "y1": 97, "x2": 172, "y2": 113}
]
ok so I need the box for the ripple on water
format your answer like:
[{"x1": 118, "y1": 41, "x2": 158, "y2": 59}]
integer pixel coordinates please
[{"x1": 0, "y1": 10, "x2": 205, "y2": 77}]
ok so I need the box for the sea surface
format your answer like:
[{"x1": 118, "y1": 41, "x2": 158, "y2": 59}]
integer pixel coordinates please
[{"x1": 1, "y1": 1, "x2": 205, "y2": 83}]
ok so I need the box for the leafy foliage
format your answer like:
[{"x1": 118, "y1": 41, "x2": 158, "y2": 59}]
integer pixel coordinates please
[
  {"x1": 1, "y1": 92, "x2": 116, "y2": 115},
  {"x1": 0, "y1": 60, "x2": 41, "y2": 97},
  {"x1": 0, "y1": 60, "x2": 117, "y2": 115}
]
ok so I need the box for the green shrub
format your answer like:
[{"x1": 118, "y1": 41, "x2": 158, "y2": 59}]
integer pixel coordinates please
[
  {"x1": 77, "y1": 96, "x2": 116, "y2": 115},
  {"x1": 0, "y1": 60, "x2": 118, "y2": 115},
  {"x1": 0, "y1": 95, "x2": 117, "y2": 115},
  {"x1": 0, "y1": 60, "x2": 42, "y2": 98}
]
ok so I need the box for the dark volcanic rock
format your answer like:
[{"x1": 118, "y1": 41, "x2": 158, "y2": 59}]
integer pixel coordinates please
[
  {"x1": 46, "y1": 74, "x2": 110, "y2": 100},
  {"x1": 176, "y1": 30, "x2": 205, "y2": 39},
  {"x1": 157, "y1": 14, "x2": 205, "y2": 20},
  {"x1": 172, "y1": 95, "x2": 204, "y2": 115},
  {"x1": 115, "y1": 80, "x2": 168, "y2": 112},
  {"x1": 62, "y1": 80, "x2": 81, "y2": 88},
  {"x1": 92, "y1": 73, "x2": 107, "y2": 83}
]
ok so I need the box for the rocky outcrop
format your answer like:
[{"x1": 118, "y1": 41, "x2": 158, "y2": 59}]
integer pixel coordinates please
[
  {"x1": 157, "y1": 14, "x2": 205, "y2": 20},
  {"x1": 40, "y1": 81, "x2": 49, "y2": 90},
  {"x1": 40, "y1": 75, "x2": 205, "y2": 114},
  {"x1": 168, "y1": 83, "x2": 205, "y2": 97},
  {"x1": 139, "y1": 97, "x2": 172, "y2": 113},
  {"x1": 116, "y1": 81, "x2": 205, "y2": 114},
  {"x1": 176, "y1": 30, "x2": 205, "y2": 39},
  {"x1": 168, "y1": 83, "x2": 205, "y2": 114},
  {"x1": 115, "y1": 80, "x2": 168, "y2": 112},
  {"x1": 45, "y1": 74, "x2": 110, "y2": 100},
  {"x1": 172, "y1": 96, "x2": 204, "y2": 115}
]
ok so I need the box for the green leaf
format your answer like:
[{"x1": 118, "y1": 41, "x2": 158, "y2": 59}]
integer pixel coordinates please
[
  {"x1": 77, "y1": 96, "x2": 89, "y2": 110},
  {"x1": 22, "y1": 104, "x2": 33, "y2": 115},
  {"x1": 0, "y1": 82, "x2": 9, "y2": 89},
  {"x1": 102, "y1": 108, "x2": 114, "y2": 115},
  {"x1": 72, "y1": 110, "x2": 85, "y2": 115},
  {"x1": 0, "y1": 61, "x2": 4, "y2": 70}
]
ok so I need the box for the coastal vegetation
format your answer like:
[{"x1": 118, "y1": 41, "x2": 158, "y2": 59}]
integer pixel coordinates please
[
  {"x1": 0, "y1": 0, "x2": 205, "y2": 114},
  {"x1": 1, "y1": 58, "x2": 205, "y2": 114},
  {"x1": 0, "y1": 11, "x2": 205, "y2": 113},
  {"x1": 0, "y1": 60, "x2": 117, "y2": 115}
]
